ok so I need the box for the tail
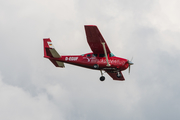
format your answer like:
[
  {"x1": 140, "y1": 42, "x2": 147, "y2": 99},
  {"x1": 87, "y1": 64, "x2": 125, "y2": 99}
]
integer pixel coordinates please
[{"x1": 43, "y1": 38, "x2": 65, "y2": 68}]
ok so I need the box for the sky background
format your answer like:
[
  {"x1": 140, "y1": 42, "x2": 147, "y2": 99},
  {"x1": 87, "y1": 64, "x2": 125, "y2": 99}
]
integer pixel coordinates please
[{"x1": 0, "y1": 0, "x2": 180, "y2": 120}]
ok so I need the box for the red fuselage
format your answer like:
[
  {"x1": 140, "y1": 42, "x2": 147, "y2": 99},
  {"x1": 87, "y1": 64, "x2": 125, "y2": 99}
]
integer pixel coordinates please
[{"x1": 45, "y1": 53, "x2": 129, "y2": 71}]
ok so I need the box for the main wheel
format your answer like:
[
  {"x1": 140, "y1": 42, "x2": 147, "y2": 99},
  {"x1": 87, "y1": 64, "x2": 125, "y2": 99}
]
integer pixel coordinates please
[
  {"x1": 100, "y1": 76, "x2": 105, "y2": 81},
  {"x1": 93, "y1": 64, "x2": 99, "y2": 69}
]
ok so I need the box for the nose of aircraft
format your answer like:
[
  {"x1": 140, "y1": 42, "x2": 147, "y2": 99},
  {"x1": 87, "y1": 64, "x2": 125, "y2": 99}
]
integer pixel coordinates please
[{"x1": 127, "y1": 59, "x2": 134, "y2": 73}]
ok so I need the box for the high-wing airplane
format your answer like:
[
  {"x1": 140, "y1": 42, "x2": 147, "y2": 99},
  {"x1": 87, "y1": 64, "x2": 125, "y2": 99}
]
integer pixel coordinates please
[{"x1": 43, "y1": 25, "x2": 133, "y2": 81}]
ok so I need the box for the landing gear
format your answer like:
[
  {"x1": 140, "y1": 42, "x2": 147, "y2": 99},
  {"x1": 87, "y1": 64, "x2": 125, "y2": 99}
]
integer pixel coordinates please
[
  {"x1": 100, "y1": 70, "x2": 105, "y2": 81},
  {"x1": 117, "y1": 72, "x2": 121, "y2": 78},
  {"x1": 100, "y1": 76, "x2": 105, "y2": 81},
  {"x1": 93, "y1": 64, "x2": 99, "y2": 69}
]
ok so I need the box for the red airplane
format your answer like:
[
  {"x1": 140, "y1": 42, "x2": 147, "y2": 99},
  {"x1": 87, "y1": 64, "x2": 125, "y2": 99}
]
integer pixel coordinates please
[{"x1": 43, "y1": 25, "x2": 133, "y2": 81}]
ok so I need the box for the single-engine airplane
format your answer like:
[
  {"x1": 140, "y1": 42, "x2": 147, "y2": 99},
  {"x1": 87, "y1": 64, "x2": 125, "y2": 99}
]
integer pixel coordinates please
[{"x1": 43, "y1": 25, "x2": 133, "y2": 81}]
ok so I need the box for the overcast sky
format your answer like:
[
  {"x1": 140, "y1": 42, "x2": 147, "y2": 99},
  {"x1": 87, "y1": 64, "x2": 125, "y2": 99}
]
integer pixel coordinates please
[{"x1": 0, "y1": 0, "x2": 180, "y2": 120}]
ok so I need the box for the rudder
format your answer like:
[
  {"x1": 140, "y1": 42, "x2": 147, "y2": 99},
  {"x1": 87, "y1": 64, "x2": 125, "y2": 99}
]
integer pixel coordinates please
[
  {"x1": 43, "y1": 38, "x2": 60, "y2": 58},
  {"x1": 43, "y1": 38, "x2": 65, "y2": 68}
]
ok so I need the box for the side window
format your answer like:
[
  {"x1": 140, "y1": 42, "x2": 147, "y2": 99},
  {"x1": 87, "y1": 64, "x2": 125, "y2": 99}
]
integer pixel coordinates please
[
  {"x1": 87, "y1": 54, "x2": 91, "y2": 57},
  {"x1": 99, "y1": 54, "x2": 105, "y2": 57},
  {"x1": 92, "y1": 54, "x2": 97, "y2": 57}
]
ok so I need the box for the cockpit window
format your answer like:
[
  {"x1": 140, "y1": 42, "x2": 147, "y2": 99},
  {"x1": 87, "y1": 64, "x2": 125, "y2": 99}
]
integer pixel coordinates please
[
  {"x1": 81, "y1": 54, "x2": 85, "y2": 56},
  {"x1": 87, "y1": 54, "x2": 91, "y2": 57},
  {"x1": 99, "y1": 54, "x2": 105, "y2": 57},
  {"x1": 92, "y1": 54, "x2": 97, "y2": 57},
  {"x1": 109, "y1": 53, "x2": 115, "y2": 57}
]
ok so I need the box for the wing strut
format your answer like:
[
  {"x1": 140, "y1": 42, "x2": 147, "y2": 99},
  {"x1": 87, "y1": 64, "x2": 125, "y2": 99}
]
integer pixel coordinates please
[{"x1": 101, "y1": 42, "x2": 111, "y2": 66}]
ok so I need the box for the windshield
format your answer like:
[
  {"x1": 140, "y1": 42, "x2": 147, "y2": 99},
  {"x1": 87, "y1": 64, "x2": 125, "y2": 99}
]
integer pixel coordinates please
[{"x1": 109, "y1": 53, "x2": 115, "y2": 57}]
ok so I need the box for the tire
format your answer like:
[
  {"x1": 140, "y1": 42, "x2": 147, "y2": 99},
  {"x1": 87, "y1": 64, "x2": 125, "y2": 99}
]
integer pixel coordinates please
[
  {"x1": 117, "y1": 73, "x2": 121, "y2": 78},
  {"x1": 100, "y1": 76, "x2": 105, "y2": 81}
]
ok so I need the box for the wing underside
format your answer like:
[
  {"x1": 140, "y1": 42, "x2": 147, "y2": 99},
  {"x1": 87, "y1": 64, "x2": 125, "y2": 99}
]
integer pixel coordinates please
[
  {"x1": 106, "y1": 71, "x2": 125, "y2": 81},
  {"x1": 85, "y1": 25, "x2": 111, "y2": 54}
]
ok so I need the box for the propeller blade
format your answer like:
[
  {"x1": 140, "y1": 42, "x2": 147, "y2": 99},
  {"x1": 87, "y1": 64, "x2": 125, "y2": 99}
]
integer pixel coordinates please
[
  {"x1": 128, "y1": 59, "x2": 134, "y2": 74},
  {"x1": 129, "y1": 65, "x2": 131, "y2": 73},
  {"x1": 131, "y1": 57, "x2": 133, "y2": 62}
]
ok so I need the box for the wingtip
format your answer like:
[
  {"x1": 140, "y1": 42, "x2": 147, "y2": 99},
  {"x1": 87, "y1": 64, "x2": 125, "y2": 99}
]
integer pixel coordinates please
[{"x1": 84, "y1": 25, "x2": 97, "y2": 27}]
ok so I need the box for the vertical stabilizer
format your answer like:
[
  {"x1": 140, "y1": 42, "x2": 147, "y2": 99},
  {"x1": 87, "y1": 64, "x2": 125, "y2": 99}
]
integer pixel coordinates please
[{"x1": 43, "y1": 38, "x2": 65, "y2": 68}]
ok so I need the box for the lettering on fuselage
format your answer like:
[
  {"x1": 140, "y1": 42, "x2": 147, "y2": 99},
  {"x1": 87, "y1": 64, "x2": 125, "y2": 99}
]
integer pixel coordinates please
[
  {"x1": 84, "y1": 57, "x2": 126, "y2": 66},
  {"x1": 98, "y1": 59, "x2": 126, "y2": 65},
  {"x1": 65, "y1": 57, "x2": 78, "y2": 61}
]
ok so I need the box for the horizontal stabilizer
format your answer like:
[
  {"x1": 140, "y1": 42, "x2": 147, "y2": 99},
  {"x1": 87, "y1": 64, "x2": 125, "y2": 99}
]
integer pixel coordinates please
[
  {"x1": 46, "y1": 48, "x2": 60, "y2": 58},
  {"x1": 50, "y1": 59, "x2": 65, "y2": 68}
]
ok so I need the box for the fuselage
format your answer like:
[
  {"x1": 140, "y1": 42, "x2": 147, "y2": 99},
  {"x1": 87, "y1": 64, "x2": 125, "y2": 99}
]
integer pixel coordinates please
[{"x1": 47, "y1": 53, "x2": 129, "y2": 71}]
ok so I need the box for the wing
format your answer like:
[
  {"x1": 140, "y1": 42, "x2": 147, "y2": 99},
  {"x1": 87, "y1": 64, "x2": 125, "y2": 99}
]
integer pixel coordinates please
[
  {"x1": 106, "y1": 71, "x2": 125, "y2": 81},
  {"x1": 84, "y1": 25, "x2": 111, "y2": 54}
]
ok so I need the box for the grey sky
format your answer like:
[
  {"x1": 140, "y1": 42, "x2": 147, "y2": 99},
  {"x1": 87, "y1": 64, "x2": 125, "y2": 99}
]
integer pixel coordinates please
[{"x1": 0, "y1": 0, "x2": 180, "y2": 120}]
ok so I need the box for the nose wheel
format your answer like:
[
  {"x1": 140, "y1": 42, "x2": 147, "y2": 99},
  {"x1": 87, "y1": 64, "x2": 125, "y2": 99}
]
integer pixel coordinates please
[
  {"x1": 100, "y1": 70, "x2": 105, "y2": 81},
  {"x1": 117, "y1": 71, "x2": 122, "y2": 78}
]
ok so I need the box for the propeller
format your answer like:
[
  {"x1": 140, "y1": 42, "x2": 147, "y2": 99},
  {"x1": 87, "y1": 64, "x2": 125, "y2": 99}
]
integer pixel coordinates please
[{"x1": 128, "y1": 57, "x2": 134, "y2": 73}]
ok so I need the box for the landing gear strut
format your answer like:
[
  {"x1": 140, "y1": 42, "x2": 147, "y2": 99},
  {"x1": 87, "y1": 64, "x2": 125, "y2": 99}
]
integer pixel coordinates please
[
  {"x1": 117, "y1": 71, "x2": 121, "y2": 78},
  {"x1": 99, "y1": 70, "x2": 105, "y2": 81}
]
